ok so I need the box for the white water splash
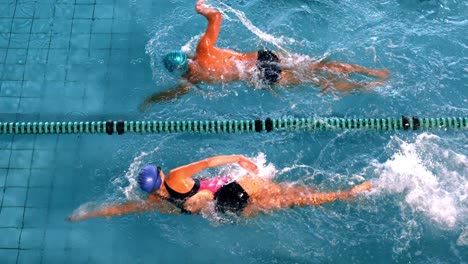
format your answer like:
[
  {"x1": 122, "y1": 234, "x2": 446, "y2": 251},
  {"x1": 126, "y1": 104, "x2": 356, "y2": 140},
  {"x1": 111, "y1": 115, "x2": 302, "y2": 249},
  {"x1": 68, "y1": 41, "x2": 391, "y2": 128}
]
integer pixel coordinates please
[
  {"x1": 251, "y1": 152, "x2": 278, "y2": 180},
  {"x1": 114, "y1": 149, "x2": 156, "y2": 201},
  {"x1": 372, "y1": 133, "x2": 467, "y2": 228},
  {"x1": 214, "y1": 152, "x2": 278, "y2": 181},
  {"x1": 112, "y1": 145, "x2": 165, "y2": 201},
  {"x1": 181, "y1": 33, "x2": 203, "y2": 54},
  {"x1": 214, "y1": 1, "x2": 293, "y2": 53},
  {"x1": 457, "y1": 226, "x2": 468, "y2": 246}
]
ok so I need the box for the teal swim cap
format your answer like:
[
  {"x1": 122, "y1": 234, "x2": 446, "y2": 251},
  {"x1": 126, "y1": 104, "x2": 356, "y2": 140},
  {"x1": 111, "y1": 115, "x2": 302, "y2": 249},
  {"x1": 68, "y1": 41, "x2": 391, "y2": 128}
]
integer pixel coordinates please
[{"x1": 163, "y1": 51, "x2": 189, "y2": 74}]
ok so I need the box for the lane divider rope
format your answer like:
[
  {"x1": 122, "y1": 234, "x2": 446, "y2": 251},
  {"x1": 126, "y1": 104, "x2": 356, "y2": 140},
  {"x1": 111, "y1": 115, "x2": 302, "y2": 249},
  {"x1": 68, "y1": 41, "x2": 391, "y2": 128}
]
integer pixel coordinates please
[{"x1": 0, "y1": 116, "x2": 466, "y2": 135}]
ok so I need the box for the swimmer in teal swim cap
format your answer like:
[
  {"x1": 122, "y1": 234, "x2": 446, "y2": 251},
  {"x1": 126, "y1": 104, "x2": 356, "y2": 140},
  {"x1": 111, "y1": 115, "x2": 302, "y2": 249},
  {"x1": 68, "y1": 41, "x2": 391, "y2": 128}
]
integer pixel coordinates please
[
  {"x1": 68, "y1": 155, "x2": 372, "y2": 222},
  {"x1": 163, "y1": 50, "x2": 189, "y2": 74},
  {"x1": 139, "y1": 0, "x2": 389, "y2": 111}
]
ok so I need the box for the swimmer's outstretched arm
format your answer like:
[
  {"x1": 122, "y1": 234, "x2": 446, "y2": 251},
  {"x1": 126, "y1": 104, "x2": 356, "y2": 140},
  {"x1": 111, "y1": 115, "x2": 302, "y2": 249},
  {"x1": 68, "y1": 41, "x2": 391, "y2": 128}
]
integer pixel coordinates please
[
  {"x1": 68, "y1": 195, "x2": 173, "y2": 222},
  {"x1": 196, "y1": 0, "x2": 222, "y2": 50},
  {"x1": 139, "y1": 83, "x2": 191, "y2": 111},
  {"x1": 169, "y1": 155, "x2": 259, "y2": 180}
]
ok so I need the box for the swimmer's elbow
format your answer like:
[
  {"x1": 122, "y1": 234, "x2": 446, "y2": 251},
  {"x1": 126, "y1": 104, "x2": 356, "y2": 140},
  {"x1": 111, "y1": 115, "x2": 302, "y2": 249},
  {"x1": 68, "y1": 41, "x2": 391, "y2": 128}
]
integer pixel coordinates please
[
  {"x1": 213, "y1": 11, "x2": 222, "y2": 21},
  {"x1": 206, "y1": 11, "x2": 222, "y2": 23}
]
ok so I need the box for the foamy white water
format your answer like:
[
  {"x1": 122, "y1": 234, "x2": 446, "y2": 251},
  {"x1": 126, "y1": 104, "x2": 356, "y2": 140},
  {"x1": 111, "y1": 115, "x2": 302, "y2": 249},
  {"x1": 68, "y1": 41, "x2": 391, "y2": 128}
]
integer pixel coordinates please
[
  {"x1": 213, "y1": 1, "x2": 292, "y2": 53},
  {"x1": 372, "y1": 133, "x2": 467, "y2": 228},
  {"x1": 115, "y1": 149, "x2": 157, "y2": 201},
  {"x1": 210, "y1": 152, "x2": 278, "y2": 181},
  {"x1": 181, "y1": 33, "x2": 203, "y2": 55},
  {"x1": 457, "y1": 226, "x2": 468, "y2": 246}
]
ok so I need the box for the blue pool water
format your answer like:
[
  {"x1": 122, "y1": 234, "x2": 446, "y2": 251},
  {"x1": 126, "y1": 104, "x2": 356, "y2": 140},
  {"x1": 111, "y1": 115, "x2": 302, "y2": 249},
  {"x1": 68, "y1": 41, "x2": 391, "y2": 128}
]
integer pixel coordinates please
[{"x1": 0, "y1": 0, "x2": 467, "y2": 263}]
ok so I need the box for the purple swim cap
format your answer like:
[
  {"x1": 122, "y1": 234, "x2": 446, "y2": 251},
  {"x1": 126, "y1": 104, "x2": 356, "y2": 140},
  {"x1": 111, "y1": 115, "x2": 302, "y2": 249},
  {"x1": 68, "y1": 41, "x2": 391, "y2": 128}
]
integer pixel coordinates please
[{"x1": 138, "y1": 165, "x2": 162, "y2": 193}]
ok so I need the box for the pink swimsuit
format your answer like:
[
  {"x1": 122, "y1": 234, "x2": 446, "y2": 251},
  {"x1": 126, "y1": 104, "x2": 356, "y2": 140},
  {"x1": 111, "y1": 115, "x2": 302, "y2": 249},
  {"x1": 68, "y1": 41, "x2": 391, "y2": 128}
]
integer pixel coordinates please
[
  {"x1": 198, "y1": 176, "x2": 231, "y2": 194},
  {"x1": 164, "y1": 175, "x2": 233, "y2": 214}
]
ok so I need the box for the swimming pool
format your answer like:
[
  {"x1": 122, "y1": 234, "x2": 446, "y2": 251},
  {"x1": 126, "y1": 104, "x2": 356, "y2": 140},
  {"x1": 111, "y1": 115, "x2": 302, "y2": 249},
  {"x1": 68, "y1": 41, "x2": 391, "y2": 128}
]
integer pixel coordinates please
[{"x1": 0, "y1": 0, "x2": 466, "y2": 263}]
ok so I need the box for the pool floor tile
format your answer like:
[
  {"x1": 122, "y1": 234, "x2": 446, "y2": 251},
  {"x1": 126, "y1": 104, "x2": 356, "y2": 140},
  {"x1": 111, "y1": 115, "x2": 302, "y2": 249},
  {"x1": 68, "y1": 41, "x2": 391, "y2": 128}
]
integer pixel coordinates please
[
  {"x1": 31, "y1": 18, "x2": 51, "y2": 33},
  {"x1": 21, "y1": 81, "x2": 43, "y2": 96},
  {"x1": 51, "y1": 19, "x2": 73, "y2": 34},
  {"x1": 63, "y1": 82, "x2": 85, "y2": 98},
  {"x1": 0, "y1": 33, "x2": 10, "y2": 48},
  {"x1": 47, "y1": 48, "x2": 68, "y2": 64},
  {"x1": 70, "y1": 34, "x2": 90, "y2": 49},
  {"x1": 14, "y1": 2, "x2": 34, "y2": 18},
  {"x1": 45, "y1": 64, "x2": 67, "y2": 81},
  {"x1": 0, "y1": 207, "x2": 23, "y2": 227},
  {"x1": 33, "y1": 135, "x2": 58, "y2": 150},
  {"x1": 9, "y1": 33, "x2": 29, "y2": 49},
  {"x1": 11, "y1": 18, "x2": 32, "y2": 34},
  {"x1": 54, "y1": 4, "x2": 75, "y2": 18},
  {"x1": 49, "y1": 33, "x2": 71, "y2": 49},
  {"x1": 0, "y1": 47, "x2": 6, "y2": 60},
  {"x1": 0, "y1": 136, "x2": 13, "y2": 149},
  {"x1": 9, "y1": 149, "x2": 33, "y2": 168},
  {"x1": 26, "y1": 48, "x2": 48, "y2": 64},
  {"x1": 11, "y1": 135, "x2": 36, "y2": 150},
  {"x1": 18, "y1": 250, "x2": 42, "y2": 264},
  {"x1": 67, "y1": 228, "x2": 90, "y2": 249},
  {"x1": 28, "y1": 34, "x2": 50, "y2": 49},
  {"x1": 0, "y1": 169, "x2": 6, "y2": 187},
  {"x1": 0, "y1": 228, "x2": 21, "y2": 248},
  {"x1": 18, "y1": 98, "x2": 42, "y2": 114},
  {"x1": 0, "y1": 149, "x2": 11, "y2": 167},
  {"x1": 26, "y1": 188, "x2": 50, "y2": 208},
  {"x1": 34, "y1": 3, "x2": 54, "y2": 18},
  {"x1": 23, "y1": 208, "x2": 48, "y2": 228},
  {"x1": 29, "y1": 169, "x2": 53, "y2": 187},
  {"x1": 0, "y1": 18, "x2": 12, "y2": 33},
  {"x1": 74, "y1": 5, "x2": 94, "y2": 19},
  {"x1": 50, "y1": 190, "x2": 73, "y2": 208},
  {"x1": 67, "y1": 249, "x2": 91, "y2": 264},
  {"x1": 3, "y1": 187, "x2": 27, "y2": 206},
  {"x1": 72, "y1": 19, "x2": 92, "y2": 34},
  {"x1": 42, "y1": 250, "x2": 68, "y2": 264},
  {"x1": 0, "y1": 97, "x2": 20, "y2": 113},
  {"x1": 2, "y1": 64, "x2": 25, "y2": 80},
  {"x1": 0, "y1": 4, "x2": 15, "y2": 19},
  {"x1": 0, "y1": 80, "x2": 22, "y2": 96},
  {"x1": 92, "y1": 19, "x2": 112, "y2": 33},
  {"x1": 94, "y1": 4, "x2": 114, "y2": 19},
  {"x1": 44, "y1": 228, "x2": 68, "y2": 250},
  {"x1": 5, "y1": 168, "x2": 30, "y2": 187},
  {"x1": 23, "y1": 64, "x2": 46, "y2": 81},
  {"x1": 52, "y1": 171, "x2": 74, "y2": 188},
  {"x1": 112, "y1": 20, "x2": 131, "y2": 34},
  {"x1": 5, "y1": 48, "x2": 27, "y2": 64},
  {"x1": 89, "y1": 33, "x2": 111, "y2": 49},
  {"x1": 19, "y1": 228, "x2": 45, "y2": 249},
  {"x1": 47, "y1": 209, "x2": 70, "y2": 228},
  {"x1": 0, "y1": 249, "x2": 18, "y2": 264}
]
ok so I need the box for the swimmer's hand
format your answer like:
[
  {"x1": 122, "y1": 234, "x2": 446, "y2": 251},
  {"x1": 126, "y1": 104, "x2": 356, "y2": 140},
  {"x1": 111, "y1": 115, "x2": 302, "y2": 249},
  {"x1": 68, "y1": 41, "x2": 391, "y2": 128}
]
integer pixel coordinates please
[
  {"x1": 238, "y1": 156, "x2": 259, "y2": 175},
  {"x1": 67, "y1": 213, "x2": 89, "y2": 222},
  {"x1": 139, "y1": 83, "x2": 192, "y2": 112},
  {"x1": 349, "y1": 181, "x2": 372, "y2": 196},
  {"x1": 196, "y1": 0, "x2": 218, "y2": 15},
  {"x1": 139, "y1": 101, "x2": 151, "y2": 112},
  {"x1": 196, "y1": 0, "x2": 207, "y2": 13}
]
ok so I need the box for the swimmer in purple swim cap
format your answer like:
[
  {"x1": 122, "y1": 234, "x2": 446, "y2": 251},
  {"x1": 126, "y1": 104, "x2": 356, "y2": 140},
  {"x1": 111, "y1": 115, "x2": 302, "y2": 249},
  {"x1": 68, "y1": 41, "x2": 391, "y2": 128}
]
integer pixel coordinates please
[{"x1": 68, "y1": 155, "x2": 372, "y2": 221}]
